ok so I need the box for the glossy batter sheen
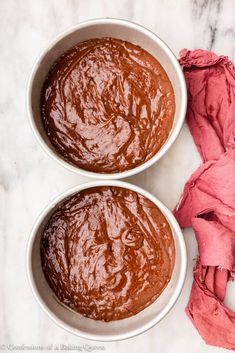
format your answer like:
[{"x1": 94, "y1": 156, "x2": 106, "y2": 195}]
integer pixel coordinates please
[
  {"x1": 41, "y1": 38, "x2": 175, "y2": 173},
  {"x1": 41, "y1": 186, "x2": 175, "y2": 321}
]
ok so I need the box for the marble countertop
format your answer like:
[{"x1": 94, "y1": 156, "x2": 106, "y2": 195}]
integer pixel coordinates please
[{"x1": 1, "y1": 0, "x2": 235, "y2": 352}]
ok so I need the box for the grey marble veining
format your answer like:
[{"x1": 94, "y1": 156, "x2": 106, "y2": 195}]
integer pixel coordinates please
[
  {"x1": 1, "y1": 0, "x2": 235, "y2": 352},
  {"x1": 192, "y1": 0, "x2": 221, "y2": 49}
]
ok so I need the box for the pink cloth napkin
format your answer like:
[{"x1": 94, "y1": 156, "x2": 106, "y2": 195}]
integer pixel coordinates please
[{"x1": 174, "y1": 49, "x2": 235, "y2": 350}]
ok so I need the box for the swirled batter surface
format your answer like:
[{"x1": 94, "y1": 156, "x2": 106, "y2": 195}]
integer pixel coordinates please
[
  {"x1": 41, "y1": 38, "x2": 175, "y2": 173},
  {"x1": 41, "y1": 186, "x2": 175, "y2": 321}
]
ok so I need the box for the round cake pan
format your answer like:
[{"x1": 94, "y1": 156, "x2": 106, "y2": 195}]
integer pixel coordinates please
[
  {"x1": 26, "y1": 180, "x2": 187, "y2": 341},
  {"x1": 26, "y1": 18, "x2": 187, "y2": 179}
]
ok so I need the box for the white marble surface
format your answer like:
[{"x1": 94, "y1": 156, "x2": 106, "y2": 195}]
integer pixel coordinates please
[{"x1": 1, "y1": 0, "x2": 235, "y2": 352}]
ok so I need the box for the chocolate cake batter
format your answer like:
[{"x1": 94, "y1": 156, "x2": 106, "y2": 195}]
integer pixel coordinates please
[
  {"x1": 41, "y1": 38, "x2": 175, "y2": 173},
  {"x1": 41, "y1": 186, "x2": 175, "y2": 321}
]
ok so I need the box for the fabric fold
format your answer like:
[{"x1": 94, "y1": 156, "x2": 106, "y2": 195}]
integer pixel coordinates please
[{"x1": 174, "y1": 49, "x2": 235, "y2": 350}]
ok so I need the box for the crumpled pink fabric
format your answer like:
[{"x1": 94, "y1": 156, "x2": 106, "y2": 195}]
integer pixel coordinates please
[{"x1": 174, "y1": 49, "x2": 235, "y2": 350}]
